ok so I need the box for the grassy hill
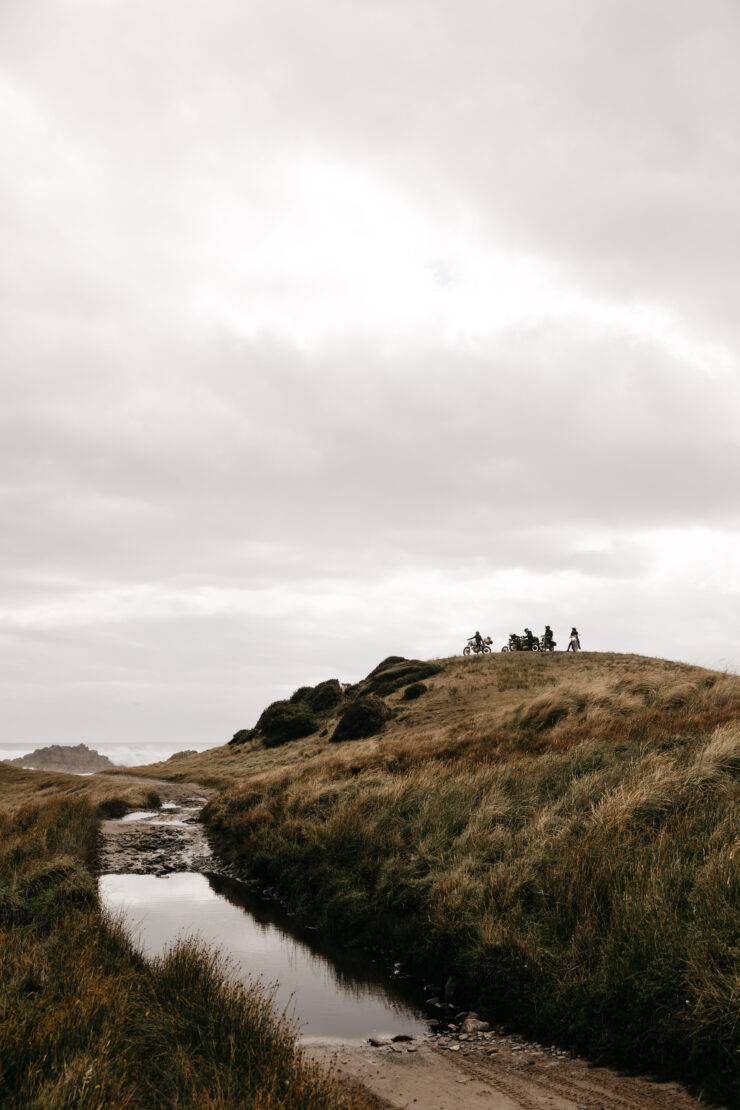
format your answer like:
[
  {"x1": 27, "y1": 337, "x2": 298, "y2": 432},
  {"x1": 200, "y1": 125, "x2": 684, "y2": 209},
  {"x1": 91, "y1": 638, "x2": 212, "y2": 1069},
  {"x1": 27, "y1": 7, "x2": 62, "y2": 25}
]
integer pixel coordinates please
[
  {"x1": 130, "y1": 650, "x2": 740, "y2": 788},
  {"x1": 129, "y1": 651, "x2": 740, "y2": 1106}
]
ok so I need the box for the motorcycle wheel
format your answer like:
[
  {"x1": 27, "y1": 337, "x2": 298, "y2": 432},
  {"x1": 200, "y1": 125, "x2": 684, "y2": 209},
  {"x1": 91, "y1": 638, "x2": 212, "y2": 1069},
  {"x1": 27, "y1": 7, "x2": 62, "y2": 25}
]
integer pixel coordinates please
[
  {"x1": 483, "y1": 645, "x2": 491, "y2": 653},
  {"x1": 501, "y1": 646, "x2": 509, "y2": 652},
  {"x1": 463, "y1": 645, "x2": 471, "y2": 656},
  {"x1": 532, "y1": 643, "x2": 539, "y2": 651}
]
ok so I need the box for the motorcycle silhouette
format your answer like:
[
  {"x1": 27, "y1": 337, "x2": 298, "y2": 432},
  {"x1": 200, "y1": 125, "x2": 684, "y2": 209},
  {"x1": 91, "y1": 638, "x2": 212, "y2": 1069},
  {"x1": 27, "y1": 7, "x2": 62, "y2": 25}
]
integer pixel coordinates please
[
  {"x1": 501, "y1": 632, "x2": 539, "y2": 653},
  {"x1": 463, "y1": 636, "x2": 492, "y2": 655}
]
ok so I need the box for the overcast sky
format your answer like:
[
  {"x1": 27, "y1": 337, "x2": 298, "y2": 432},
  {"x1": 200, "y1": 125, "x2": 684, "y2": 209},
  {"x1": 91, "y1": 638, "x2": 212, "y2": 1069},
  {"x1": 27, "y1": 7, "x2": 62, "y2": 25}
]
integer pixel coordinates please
[{"x1": 2, "y1": 0, "x2": 739, "y2": 754}]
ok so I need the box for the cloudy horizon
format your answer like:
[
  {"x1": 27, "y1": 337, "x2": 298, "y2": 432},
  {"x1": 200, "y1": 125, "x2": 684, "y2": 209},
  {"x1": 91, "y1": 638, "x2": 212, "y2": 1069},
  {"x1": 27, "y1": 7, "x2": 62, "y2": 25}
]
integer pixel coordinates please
[{"x1": 2, "y1": 1, "x2": 739, "y2": 753}]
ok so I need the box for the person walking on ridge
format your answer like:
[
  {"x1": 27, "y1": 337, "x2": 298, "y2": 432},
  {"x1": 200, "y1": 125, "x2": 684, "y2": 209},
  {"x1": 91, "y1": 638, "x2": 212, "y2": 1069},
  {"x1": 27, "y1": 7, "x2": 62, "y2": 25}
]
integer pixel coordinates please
[{"x1": 567, "y1": 627, "x2": 581, "y2": 651}]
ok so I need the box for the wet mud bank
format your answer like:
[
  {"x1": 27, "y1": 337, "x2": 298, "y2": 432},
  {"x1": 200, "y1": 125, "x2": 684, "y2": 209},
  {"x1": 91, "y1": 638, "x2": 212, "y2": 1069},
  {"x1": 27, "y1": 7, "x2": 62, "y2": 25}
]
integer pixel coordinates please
[{"x1": 97, "y1": 776, "x2": 216, "y2": 875}]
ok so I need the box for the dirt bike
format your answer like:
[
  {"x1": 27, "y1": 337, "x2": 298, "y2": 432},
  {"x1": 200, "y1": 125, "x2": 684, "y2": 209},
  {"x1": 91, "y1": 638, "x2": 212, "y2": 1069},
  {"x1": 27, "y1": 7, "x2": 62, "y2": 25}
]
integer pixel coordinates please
[
  {"x1": 539, "y1": 635, "x2": 556, "y2": 651},
  {"x1": 501, "y1": 633, "x2": 539, "y2": 653},
  {"x1": 463, "y1": 636, "x2": 492, "y2": 655}
]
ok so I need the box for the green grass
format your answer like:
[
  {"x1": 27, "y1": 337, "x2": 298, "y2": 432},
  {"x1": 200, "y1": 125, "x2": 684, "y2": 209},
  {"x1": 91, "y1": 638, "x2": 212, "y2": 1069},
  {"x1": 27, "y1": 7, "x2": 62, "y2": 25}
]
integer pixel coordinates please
[
  {"x1": 200, "y1": 654, "x2": 740, "y2": 1107},
  {"x1": 0, "y1": 794, "x2": 376, "y2": 1109}
]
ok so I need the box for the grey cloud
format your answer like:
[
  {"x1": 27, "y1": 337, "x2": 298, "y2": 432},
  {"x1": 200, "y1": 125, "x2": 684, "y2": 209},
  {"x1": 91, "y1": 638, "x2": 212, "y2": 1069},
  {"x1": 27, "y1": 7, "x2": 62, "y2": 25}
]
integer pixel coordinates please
[
  {"x1": 4, "y1": 1, "x2": 740, "y2": 353},
  {"x1": 1, "y1": 327, "x2": 739, "y2": 596},
  {"x1": 1, "y1": 1, "x2": 739, "y2": 752}
]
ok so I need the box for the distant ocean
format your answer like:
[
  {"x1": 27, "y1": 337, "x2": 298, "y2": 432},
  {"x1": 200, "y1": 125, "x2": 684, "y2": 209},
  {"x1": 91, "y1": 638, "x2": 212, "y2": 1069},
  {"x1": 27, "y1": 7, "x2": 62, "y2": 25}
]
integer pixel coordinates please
[{"x1": 0, "y1": 740, "x2": 214, "y2": 768}]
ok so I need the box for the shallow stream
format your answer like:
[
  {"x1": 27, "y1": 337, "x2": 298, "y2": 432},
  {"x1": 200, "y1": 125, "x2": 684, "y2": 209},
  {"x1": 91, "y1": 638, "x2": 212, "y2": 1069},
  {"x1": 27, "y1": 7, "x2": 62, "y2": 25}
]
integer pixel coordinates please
[{"x1": 99, "y1": 801, "x2": 430, "y2": 1041}]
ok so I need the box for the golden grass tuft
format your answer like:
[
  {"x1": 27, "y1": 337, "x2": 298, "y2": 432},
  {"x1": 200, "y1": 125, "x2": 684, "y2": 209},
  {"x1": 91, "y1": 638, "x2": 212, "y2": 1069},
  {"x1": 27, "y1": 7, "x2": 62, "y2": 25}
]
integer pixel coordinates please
[
  {"x1": 0, "y1": 795, "x2": 376, "y2": 1109},
  {"x1": 0, "y1": 764, "x2": 161, "y2": 815}
]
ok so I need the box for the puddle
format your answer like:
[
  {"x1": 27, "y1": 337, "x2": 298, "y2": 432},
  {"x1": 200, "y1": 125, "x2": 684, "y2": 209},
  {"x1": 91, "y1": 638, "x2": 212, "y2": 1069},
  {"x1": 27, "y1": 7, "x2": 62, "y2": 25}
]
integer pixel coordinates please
[
  {"x1": 120, "y1": 810, "x2": 159, "y2": 823},
  {"x1": 99, "y1": 871, "x2": 429, "y2": 1041}
]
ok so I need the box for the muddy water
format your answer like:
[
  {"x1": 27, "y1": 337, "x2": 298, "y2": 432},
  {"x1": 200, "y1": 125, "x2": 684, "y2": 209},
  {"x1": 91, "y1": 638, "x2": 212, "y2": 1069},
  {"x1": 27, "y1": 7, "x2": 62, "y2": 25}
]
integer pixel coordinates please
[{"x1": 99, "y1": 803, "x2": 429, "y2": 1041}]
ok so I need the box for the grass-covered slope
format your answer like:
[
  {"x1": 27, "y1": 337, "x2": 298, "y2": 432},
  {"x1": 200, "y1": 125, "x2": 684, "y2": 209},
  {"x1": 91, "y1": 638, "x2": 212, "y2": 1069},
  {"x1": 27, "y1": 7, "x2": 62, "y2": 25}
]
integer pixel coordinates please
[
  {"x1": 0, "y1": 764, "x2": 162, "y2": 813},
  {"x1": 0, "y1": 776, "x2": 375, "y2": 1109},
  {"x1": 195, "y1": 652, "x2": 740, "y2": 1106}
]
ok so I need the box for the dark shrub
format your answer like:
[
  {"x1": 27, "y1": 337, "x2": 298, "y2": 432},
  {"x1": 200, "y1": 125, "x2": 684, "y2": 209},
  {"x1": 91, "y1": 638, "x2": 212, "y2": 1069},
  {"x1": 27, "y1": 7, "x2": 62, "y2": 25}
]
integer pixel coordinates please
[
  {"x1": 330, "y1": 696, "x2": 391, "y2": 743},
  {"x1": 229, "y1": 729, "x2": 256, "y2": 746},
  {"x1": 256, "y1": 701, "x2": 319, "y2": 748},
  {"x1": 98, "y1": 798, "x2": 128, "y2": 819},
  {"x1": 289, "y1": 686, "x2": 313, "y2": 704},
  {"x1": 307, "y1": 679, "x2": 343, "y2": 713},
  {"x1": 289, "y1": 679, "x2": 344, "y2": 714},
  {"x1": 402, "y1": 681, "x2": 428, "y2": 701},
  {"x1": 366, "y1": 655, "x2": 407, "y2": 677},
  {"x1": 362, "y1": 659, "x2": 442, "y2": 697}
]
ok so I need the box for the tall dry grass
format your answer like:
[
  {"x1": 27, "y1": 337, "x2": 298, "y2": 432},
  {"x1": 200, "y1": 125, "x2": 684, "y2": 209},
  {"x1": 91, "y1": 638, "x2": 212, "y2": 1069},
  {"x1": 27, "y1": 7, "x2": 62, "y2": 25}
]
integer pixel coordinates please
[
  {"x1": 0, "y1": 796, "x2": 375, "y2": 1109},
  {"x1": 0, "y1": 765, "x2": 162, "y2": 813},
  {"x1": 203, "y1": 660, "x2": 740, "y2": 1107}
]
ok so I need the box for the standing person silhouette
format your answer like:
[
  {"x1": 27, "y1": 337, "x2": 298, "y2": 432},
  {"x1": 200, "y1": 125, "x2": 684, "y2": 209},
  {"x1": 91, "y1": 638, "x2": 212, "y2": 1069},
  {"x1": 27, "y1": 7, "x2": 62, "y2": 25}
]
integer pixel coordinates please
[{"x1": 567, "y1": 627, "x2": 581, "y2": 651}]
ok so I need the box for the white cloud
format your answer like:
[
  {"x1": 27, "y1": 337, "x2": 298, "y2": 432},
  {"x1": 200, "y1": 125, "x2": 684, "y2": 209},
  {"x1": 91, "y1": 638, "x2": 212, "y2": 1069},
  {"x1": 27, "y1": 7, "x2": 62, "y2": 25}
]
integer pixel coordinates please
[{"x1": 1, "y1": 0, "x2": 739, "y2": 750}]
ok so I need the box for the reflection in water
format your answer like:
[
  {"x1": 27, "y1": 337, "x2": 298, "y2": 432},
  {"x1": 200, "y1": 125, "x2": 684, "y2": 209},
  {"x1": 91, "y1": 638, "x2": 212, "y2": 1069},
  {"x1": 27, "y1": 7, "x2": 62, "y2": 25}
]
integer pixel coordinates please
[{"x1": 99, "y1": 871, "x2": 429, "y2": 1041}]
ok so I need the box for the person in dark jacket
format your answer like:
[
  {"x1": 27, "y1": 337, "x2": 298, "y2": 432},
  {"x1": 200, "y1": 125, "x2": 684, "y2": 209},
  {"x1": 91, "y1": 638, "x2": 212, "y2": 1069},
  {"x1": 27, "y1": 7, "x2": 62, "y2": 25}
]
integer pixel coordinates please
[{"x1": 567, "y1": 627, "x2": 581, "y2": 651}]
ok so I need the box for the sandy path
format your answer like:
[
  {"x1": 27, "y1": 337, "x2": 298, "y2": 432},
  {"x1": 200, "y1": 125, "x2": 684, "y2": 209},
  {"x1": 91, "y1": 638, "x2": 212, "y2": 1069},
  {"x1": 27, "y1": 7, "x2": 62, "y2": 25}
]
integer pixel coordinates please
[
  {"x1": 95, "y1": 776, "x2": 714, "y2": 1110},
  {"x1": 309, "y1": 1035, "x2": 707, "y2": 1110}
]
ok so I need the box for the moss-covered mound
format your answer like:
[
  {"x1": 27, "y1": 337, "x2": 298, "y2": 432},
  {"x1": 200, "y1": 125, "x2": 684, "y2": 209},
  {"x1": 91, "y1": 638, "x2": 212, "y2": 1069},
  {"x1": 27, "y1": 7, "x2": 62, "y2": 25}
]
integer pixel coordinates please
[
  {"x1": 256, "y1": 701, "x2": 320, "y2": 748},
  {"x1": 229, "y1": 658, "x2": 441, "y2": 752},
  {"x1": 290, "y1": 679, "x2": 344, "y2": 714},
  {"x1": 366, "y1": 655, "x2": 406, "y2": 676},
  {"x1": 233, "y1": 679, "x2": 345, "y2": 750},
  {"x1": 359, "y1": 657, "x2": 442, "y2": 698},
  {"x1": 402, "y1": 681, "x2": 428, "y2": 701},
  {"x1": 229, "y1": 728, "x2": 256, "y2": 746},
  {"x1": 330, "y1": 696, "x2": 391, "y2": 743}
]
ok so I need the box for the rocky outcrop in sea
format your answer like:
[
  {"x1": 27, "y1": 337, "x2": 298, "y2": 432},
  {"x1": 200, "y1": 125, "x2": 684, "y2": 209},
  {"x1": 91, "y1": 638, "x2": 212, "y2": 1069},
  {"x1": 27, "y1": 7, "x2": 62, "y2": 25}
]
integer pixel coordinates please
[{"x1": 10, "y1": 743, "x2": 115, "y2": 773}]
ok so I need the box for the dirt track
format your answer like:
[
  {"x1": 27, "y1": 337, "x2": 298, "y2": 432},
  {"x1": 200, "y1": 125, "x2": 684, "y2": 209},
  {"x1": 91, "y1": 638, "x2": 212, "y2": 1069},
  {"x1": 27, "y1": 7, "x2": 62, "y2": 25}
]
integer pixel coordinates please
[
  {"x1": 96, "y1": 775, "x2": 216, "y2": 875},
  {"x1": 309, "y1": 1036, "x2": 708, "y2": 1110}
]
